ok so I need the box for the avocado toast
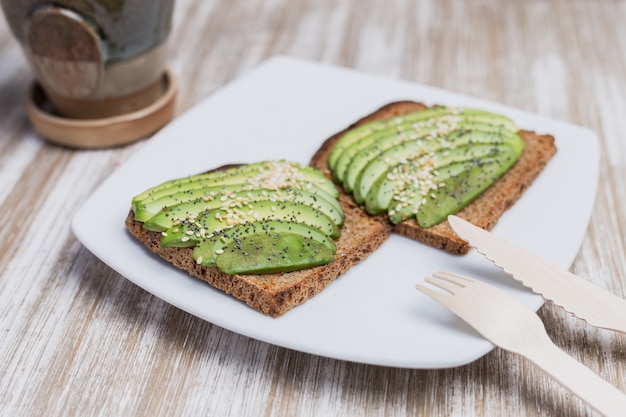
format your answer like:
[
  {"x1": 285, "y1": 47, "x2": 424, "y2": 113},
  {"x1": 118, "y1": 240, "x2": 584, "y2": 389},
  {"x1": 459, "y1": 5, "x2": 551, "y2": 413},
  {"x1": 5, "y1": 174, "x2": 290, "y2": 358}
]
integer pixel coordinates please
[
  {"x1": 311, "y1": 101, "x2": 556, "y2": 254},
  {"x1": 126, "y1": 101, "x2": 556, "y2": 317},
  {"x1": 126, "y1": 161, "x2": 391, "y2": 317}
]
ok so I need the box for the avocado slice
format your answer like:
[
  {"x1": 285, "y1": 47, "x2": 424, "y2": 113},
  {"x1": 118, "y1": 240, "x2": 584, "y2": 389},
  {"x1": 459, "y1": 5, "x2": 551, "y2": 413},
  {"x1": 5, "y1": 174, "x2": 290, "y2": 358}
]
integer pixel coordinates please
[
  {"x1": 142, "y1": 187, "x2": 344, "y2": 232},
  {"x1": 160, "y1": 199, "x2": 340, "y2": 248},
  {"x1": 352, "y1": 128, "x2": 522, "y2": 205},
  {"x1": 330, "y1": 107, "x2": 517, "y2": 181},
  {"x1": 133, "y1": 161, "x2": 340, "y2": 223},
  {"x1": 192, "y1": 219, "x2": 336, "y2": 270},
  {"x1": 328, "y1": 106, "x2": 449, "y2": 170},
  {"x1": 364, "y1": 141, "x2": 519, "y2": 215},
  {"x1": 135, "y1": 180, "x2": 341, "y2": 224},
  {"x1": 215, "y1": 232, "x2": 335, "y2": 275},
  {"x1": 382, "y1": 147, "x2": 517, "y2": 224},
  {"x1": 343, "y1": 121, "x2": 521, "y2": 201},
  {"x1": 132, "y1": 161, "x2": 270, "y2": 206},
  {"x1": 332, "y1": 120, "x2": 433, "y2": 185},
  {"x1": 327, "y1": 106, "x2": 526, "y2": 229},
  {"x1": 133, "y1": 160, "x2": 346, "y2": 275},
  {"x1": 415, "y1": 149, "x2": 520, "y2": 228},
  {"x1": 135, "y1": 183, "x2": 246, "y2": 223},
  {"x1": 334, "y1": 115, "x2": 455, "y2": 189},
  {"x1": 133, "y1": 161, "x2": 338, "y2": 212}
]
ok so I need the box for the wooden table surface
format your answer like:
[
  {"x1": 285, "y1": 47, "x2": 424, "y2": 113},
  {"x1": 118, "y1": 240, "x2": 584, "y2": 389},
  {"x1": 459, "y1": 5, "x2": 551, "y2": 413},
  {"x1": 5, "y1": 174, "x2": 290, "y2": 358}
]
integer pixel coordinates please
[{"x1": 2, "y1": 0, "x2": 625, "y2": 416}]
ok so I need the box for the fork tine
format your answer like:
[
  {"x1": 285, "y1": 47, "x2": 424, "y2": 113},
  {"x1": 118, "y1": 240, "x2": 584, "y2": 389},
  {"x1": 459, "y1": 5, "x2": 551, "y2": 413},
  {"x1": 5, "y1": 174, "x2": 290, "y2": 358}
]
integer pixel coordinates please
[
  {"x1": 424, "y1": 276, "x2": 460, "y2": 294},
  {"x1": 424, "y1": 272, "x2": 469, "y2": 294},
  {"x1": 415, "y1": 283, "x2": 451, "y2": 305},
  {"x1": 433, "y1": 270, "x2": 474, "y2": 285}
]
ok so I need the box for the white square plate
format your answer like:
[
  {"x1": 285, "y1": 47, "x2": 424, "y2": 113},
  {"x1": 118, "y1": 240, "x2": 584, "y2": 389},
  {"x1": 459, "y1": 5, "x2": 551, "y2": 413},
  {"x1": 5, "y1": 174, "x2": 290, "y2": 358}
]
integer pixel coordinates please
[{"x1": 72, "y1": 56, "x2": 599, "y2": 369}]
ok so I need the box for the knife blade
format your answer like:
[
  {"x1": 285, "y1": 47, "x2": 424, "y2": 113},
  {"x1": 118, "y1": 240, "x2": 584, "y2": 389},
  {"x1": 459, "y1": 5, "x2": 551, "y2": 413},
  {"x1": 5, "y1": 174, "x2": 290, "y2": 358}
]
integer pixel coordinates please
[{"x1": 448, "y1": 215, "x2": 626, "y2": 334}]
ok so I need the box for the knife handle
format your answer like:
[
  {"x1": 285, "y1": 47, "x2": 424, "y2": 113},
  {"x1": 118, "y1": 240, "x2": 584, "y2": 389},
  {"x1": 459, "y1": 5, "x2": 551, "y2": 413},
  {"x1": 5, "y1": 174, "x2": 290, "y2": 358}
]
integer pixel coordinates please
[{"x1": 521, "y1": 335, "x2": 626, "y2": 417}]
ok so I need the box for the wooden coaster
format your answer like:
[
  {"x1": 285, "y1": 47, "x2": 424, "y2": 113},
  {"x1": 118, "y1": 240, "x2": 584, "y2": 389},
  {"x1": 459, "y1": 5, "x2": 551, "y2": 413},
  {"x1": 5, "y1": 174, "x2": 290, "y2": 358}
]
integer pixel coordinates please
[{"x1": 24, "y1": 68, "x2": 177, "y2": 149}]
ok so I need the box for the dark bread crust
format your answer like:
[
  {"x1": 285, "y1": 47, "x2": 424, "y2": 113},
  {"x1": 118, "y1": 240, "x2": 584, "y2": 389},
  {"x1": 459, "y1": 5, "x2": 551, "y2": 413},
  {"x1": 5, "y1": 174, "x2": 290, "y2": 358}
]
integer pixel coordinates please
[
  {"x1": 310, "y1": 101, "x2": 557, "y2": 254},
  {"x1": 126, "y1": 193, "x2": 391, "y2": 317}
]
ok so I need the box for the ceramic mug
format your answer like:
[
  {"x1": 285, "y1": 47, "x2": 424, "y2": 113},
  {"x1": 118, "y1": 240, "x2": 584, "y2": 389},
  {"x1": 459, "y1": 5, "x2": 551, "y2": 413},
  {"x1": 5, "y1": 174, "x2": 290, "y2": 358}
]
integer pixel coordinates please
[{"x1": 1, "y1": 0, "x2": 174, "y2": 119}]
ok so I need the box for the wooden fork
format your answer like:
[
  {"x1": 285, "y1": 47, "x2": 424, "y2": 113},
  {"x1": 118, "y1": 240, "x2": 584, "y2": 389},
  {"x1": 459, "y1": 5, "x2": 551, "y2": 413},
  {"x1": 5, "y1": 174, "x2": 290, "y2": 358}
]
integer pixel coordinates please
[{"x1": 416, "y1": 271, "x2": 626, "y2": 417}]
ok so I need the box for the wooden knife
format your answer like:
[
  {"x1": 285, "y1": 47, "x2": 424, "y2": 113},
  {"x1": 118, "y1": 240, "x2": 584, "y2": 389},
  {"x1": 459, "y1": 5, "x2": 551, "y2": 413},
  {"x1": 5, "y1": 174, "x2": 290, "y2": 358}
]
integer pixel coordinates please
[{"x1": 448, "y1": 215, "x2": 626, "y2": 334}]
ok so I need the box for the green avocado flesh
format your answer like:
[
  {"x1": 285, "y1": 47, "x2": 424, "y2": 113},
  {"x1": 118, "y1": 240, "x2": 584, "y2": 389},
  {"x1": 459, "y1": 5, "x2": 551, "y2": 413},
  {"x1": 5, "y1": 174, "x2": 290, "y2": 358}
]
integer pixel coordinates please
[
  {"x1": 329, "y1": 107, "x2": 524, "y2": 228},
  {"x1": 131, "y1": 161, "x2": 343, "y2": 274},
  {"x1": 192, "y1": 220, "x2": 336, "y2": 274},
  {"x1": 142, "y1": 187, "x2": 343, "y2": 232},
  {"x1": 133, "y1": 163, "x2": 339, "y2": 223}
]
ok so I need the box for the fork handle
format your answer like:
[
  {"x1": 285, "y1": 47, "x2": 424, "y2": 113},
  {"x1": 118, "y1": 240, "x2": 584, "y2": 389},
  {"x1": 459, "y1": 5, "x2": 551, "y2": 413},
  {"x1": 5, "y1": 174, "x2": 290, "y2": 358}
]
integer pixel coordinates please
[{"x1": 521, "y1": 336, "x2": 626, "y2": 417}]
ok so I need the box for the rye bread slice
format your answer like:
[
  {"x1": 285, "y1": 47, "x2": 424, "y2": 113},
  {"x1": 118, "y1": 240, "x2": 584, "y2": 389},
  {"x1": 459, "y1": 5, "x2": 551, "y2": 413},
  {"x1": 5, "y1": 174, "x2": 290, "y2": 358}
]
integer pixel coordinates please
[
  {"x1": 310, "y1": 101, "x2": 557, "y2": 254},
  {"x1": 125, "y1": 187, "x2": 391, "y2": 317}
]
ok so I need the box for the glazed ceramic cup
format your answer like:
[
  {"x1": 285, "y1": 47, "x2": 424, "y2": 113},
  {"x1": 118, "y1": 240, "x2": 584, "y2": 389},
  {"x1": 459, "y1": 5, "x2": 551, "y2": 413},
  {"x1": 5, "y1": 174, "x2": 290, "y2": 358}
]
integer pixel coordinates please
[{"x1": 1, "y1": 0, "x2": 174, "y2": 119}]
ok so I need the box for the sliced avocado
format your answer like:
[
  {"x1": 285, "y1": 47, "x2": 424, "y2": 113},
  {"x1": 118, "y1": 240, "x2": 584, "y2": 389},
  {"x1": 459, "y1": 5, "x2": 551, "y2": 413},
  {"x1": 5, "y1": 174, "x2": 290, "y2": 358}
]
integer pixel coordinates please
[
  {"x1": 335, "y1": 116, "x2": 454, "y2": 189},
  {"x1": 351, "y1": 140, "x2": 431, "y2": 204},
  {"x1": 459, "y1": 110, "x2": 519, "y2": 133},
  {"x1": 192, "y1": 219, "x2": 336, "y2": 268},
  {"x1": 327, "y1": 106, "x2": 526, "y2": 229},
  {"x1": 342, "y1": 119, "x2": 521, "y2": 196},
  {"x1": 160, "y1": 199, "x2": 340, "y2": 248},
  {"x1": 343, "y1": 136, "x2": 434, "y2": 196},
  {"x1": 353, "y1": 128, "x2": 523, "y2": 205},
  {"x1": 415, "y1": 148, "x2": 520, "y2": 228},
  {"x1": 133, "y1": 160, "x2": 345, "y2": 275},
  {"x1": 143, "y1": 187, "x2": 344, "y2": 232},
  {"x1": 134, "y1": 162, "x2": 340, "y2": 223},
  {"x1": 364, "y1": 142, "x2": 513, "y2": 215},
  {"x1": 385, "y1": 160, "x2": 473, "y2": 224},
  {"x1": 159, "y1": 223, "x2": 201, "y2": 248},
  {"x1": 132, "y1": 161, "x2": 269, "y2": 206},
  {"x1": 133, "y1": 161, "x2": 338, "y2": 214},
  {"x1": 327, "y1": 106, "x2": 449, "y2": 170},
  {"x1": 330, "y1": 107, "x2": 518, "y2": 180},
  {"x1": 299, "y1": 165, "x2": 340, "y2": 198},
  {"x1": 335, "y1": 109, "x2": 514, "y2": 188},
  {"x1": 135, "y1": 179, "x2": 341, "y2": 224},
  {"x1": 215, "y1": 232, "x2": 335, "y2": 275},
  {"x1": 333, "y1": 120, "x2": 435, "y2": 185},
  {"x1": 135, "y1": 183, "x2": 247, "y2": 223}
]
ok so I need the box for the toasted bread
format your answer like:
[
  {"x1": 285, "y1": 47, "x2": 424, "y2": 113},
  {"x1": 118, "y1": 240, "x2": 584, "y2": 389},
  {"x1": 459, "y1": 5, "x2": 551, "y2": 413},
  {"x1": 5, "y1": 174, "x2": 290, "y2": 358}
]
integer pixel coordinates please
[
  {"x1": 126, "y1": 100, "x2": 555, "y2": 317},
  {"x1": 310, "y1": 101, "x2": 557, "y2": 254},
  {"x1": 125, "y1": 187, "x2": 391, "y2": 317}
]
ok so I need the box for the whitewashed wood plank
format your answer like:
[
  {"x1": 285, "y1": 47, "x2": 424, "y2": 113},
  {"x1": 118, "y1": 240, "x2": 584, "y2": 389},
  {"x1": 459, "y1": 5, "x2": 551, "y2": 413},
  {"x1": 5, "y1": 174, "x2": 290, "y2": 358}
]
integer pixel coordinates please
[{"x1": 1, "y1": 1, "x2": 625, "y2": 416}]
